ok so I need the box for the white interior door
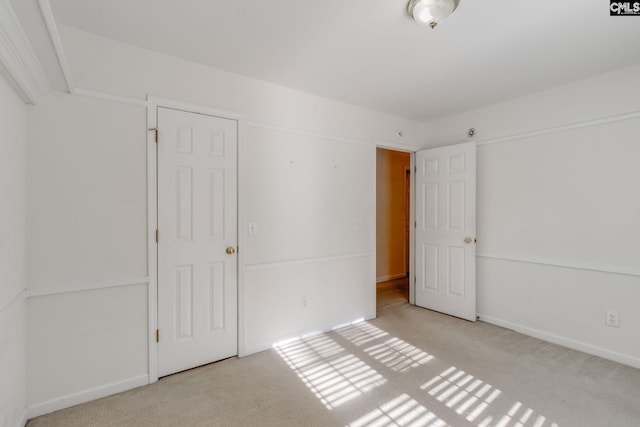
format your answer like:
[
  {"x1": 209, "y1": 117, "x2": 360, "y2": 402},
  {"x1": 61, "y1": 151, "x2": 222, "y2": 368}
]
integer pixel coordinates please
[
  {"x1": 157, "y1": 107, "x2": 238, "y2": 377},
  {"x1": 415, "y1": 142, "x2": 476, "y2": 321}
]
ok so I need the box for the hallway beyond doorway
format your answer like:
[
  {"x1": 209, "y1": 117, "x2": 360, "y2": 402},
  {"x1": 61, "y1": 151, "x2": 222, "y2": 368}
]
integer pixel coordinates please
[{"x1": 376, "y1": 277, "x2": 409, "y2": 312}]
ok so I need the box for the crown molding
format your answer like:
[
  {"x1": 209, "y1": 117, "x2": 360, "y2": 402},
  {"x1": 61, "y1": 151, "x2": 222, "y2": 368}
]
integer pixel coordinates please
[
  {"x1": 37, "y1": 0, "x2": 74, "y2": 92},
  {"x1": 0, "y1": 0, "x2": 52, "y2": 103}
]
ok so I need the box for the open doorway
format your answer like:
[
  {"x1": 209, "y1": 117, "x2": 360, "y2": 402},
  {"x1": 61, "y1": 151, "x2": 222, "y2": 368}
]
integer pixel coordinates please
[{"x1": 376, "y1": 147, "x2": 411, "y2": 311}]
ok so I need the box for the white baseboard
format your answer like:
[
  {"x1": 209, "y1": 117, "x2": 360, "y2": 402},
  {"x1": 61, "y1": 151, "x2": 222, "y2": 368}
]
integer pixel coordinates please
[
  {"x1": 19, "y1": 407, "x2": 28, "y2": 427},
  {"x1": 242, "y1": 341, "x2": 275, "y2": 357},
  {"x1": 26, "y1": 375, "x2": 149, "y2": 420},
  {"x1": 478, "y1": 314, "x2": 640, "y2": 370},
  {"x1": 376, "y1": 274, "x2": 407, "y2": 283}
]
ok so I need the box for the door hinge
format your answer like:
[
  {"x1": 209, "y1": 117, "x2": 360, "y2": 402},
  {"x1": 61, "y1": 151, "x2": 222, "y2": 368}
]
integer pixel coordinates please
[
  {"x1": 155, "y1": 229, "x2": 159, "y2": 243},
  {"x1": 156, "y1": 329, "x2": 159, "y2": 342},
  {"x1": 414, "y1": 166, "x2": 417, "y2": 173},
  {"x1": 414, "y1": 221, "x2": 417, "y2": 228},
  {"x1": 149, "y1": 128, "x2": 158, "y2": 143}
]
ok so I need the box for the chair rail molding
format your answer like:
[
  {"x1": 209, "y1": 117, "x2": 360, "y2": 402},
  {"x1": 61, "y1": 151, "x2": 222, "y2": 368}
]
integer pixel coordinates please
[
  {"x1": 476, "y1": 110, "x2": 640, "y2": 147},
  {"x1": 0, "y1": 289, "x2": 28, "y2": 316},
  {"x1": 27, "y1": 276, "x2": 151, "y2": 298},
  {"x1": 0, "y1": 0, "x2": 52, "y2": 103}
]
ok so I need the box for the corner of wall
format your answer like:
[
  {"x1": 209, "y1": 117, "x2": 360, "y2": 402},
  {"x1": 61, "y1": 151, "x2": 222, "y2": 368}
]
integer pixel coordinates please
[{"x1": 0, "y1": 68, "x2": 28, "y2": 427}]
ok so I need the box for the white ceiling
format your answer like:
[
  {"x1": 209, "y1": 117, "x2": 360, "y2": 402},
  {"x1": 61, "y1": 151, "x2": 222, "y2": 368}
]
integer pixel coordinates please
[{"x1": 49, "y1": 0, "x2": 640, "y2": 122}]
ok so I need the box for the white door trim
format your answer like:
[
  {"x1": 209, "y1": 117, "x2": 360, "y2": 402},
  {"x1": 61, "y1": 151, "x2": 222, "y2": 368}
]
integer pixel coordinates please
[
  {"x1": 409, "y1": 152, "x2": 416, "y2": 305},
  {"x1": 146, "y1": 96, "x2": 244, "y2": 383},
  {"x1": 374, "y1": 143, "x2": 417, "y2": 306}
]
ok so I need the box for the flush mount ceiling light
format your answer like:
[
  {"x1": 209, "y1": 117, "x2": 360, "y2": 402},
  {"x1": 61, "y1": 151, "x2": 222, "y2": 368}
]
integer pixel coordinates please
[{"x1": 408, "y1": 0, "x2": 461, "y2": 29}]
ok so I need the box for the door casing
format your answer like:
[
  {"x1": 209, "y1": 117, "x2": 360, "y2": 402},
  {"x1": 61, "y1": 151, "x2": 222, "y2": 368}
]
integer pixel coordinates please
[{"x1": 374, "y1": 142, "x2": 416, "y2": 305}]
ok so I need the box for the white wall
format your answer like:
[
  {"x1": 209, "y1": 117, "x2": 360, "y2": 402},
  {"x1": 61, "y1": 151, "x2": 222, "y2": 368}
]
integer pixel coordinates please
[
  {"x1": 242, "y1": 127, "x2": 378, "y2": 352},
  {"x1": 25, "y1": 25, "x2": 424, "y2": 411},
  {"x1": 423, "y1": 65, "x2": 640, "y2": 367},
  {"x1": 26, "y1": 91, "x2": 149, "y2": 414},
  {"x1": 27, "y1": 93, "x2": 147, "y2": 288},
  {"x1": 0, "y1": 71, "x2": 28, "y2": 426}
]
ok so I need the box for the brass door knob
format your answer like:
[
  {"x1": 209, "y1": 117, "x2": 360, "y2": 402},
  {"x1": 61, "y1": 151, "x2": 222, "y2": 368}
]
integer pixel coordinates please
[
  {"x1": 226, "y1": 247, "x2": 236, "y2": 255},
  {"x1": 464, "y1": 237, "x2": 474, "y2": 244}
]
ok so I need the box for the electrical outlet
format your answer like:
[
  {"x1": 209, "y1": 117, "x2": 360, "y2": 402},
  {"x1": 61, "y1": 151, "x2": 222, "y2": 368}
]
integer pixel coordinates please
[
  {"x1": 606, "y1": 310, "x2": 620, "y2": 328},
  {"x1": 301, "y1": 296, "x2": 308, "y2": 309}
]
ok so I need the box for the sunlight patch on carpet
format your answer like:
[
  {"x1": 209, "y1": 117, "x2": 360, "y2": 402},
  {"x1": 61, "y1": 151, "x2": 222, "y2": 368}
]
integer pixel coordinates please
[
  {"x1": 275, "y1": 333, "x2": 386, "y2": 409},
  {"x1": 421, "y1": 366, "x2": 559, "y2": 427},
  {"x1": 348, "y1": 393, "x2": 447, "y2": 427},
  {"x1": 335, "y1": 322, "x2": 389, "y2": 346},
  {"x1": 364, "y1": 337, "x2": 434, "y2": 372}
]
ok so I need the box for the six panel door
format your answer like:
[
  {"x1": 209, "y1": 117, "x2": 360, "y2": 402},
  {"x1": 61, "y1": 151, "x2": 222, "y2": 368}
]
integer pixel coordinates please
[
  {"x1": 157, "y1": 107, "x2": 238, "y2": 376},
  {"x1": 415, "y1": 142, "x2": 477, "y2": 321}
]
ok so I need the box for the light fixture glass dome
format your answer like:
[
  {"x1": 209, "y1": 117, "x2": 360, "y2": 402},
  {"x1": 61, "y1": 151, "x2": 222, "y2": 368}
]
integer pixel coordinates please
[{"x1": 408, "y1": 0, "x2": 461, "y2": 29}]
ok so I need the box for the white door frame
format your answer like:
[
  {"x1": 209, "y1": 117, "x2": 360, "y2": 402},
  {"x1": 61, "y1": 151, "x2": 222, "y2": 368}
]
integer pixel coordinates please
[
  {"x1": 374, "y1": 141, "x2": 416, "y2": 305},
  {"x1": 146, "y1": 96, "x2": 245, "y2": 383}
]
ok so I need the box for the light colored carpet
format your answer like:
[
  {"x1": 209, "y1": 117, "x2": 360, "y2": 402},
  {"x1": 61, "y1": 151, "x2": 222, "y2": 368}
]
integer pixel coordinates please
[{"x1": 28, "y1": 299, "x2": 640, "y2": 426}]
